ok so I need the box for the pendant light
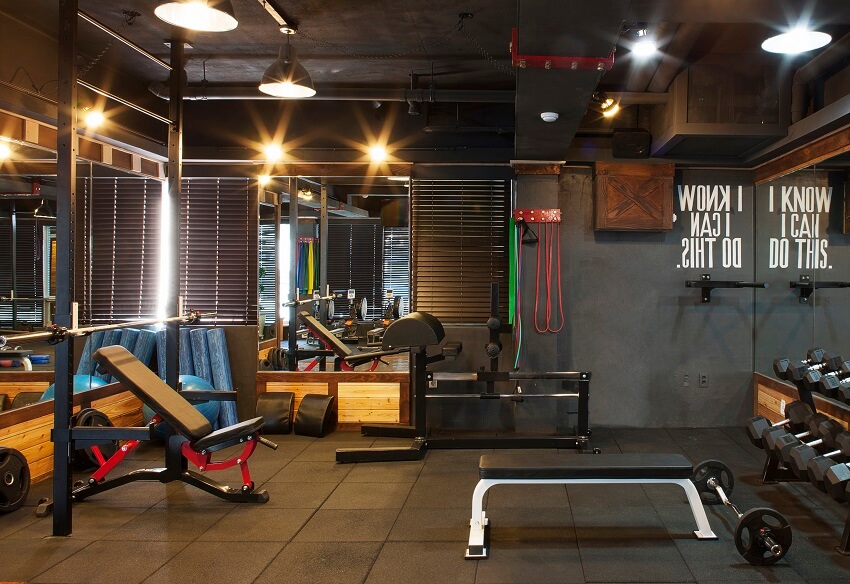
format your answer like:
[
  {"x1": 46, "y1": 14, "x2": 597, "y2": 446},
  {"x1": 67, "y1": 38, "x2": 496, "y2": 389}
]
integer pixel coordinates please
[
  {"x1": 155, "y1": 0, "x2": 238, "y2": 32},
  {"x1": 259, "y1": 34, "x2": 316, "y2": 98}
]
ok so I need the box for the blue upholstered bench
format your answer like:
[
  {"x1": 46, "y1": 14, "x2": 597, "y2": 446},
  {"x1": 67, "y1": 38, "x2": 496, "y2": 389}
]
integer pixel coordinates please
[{"x1": 466, "y1": 452, "x2": 717, "y2": 559}]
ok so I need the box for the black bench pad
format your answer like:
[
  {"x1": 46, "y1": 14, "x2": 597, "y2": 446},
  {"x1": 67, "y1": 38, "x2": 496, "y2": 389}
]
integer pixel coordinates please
[
  {"x1": 479, "y1": 453, "x2": 693, "y2": 480},
  {"x1": 193, "y1": 417, "x2": 265, "y2": 452}
]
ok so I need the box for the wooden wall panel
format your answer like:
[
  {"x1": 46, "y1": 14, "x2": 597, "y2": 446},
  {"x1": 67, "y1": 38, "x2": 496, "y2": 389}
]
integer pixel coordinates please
[
  {"x1": 754, "y1": 373, "x2": 850, "y2": 430},
  {"x1": 594, "y1": 162, "x2": 674, "y2": 231},
  {"x1": 337, "y1": 383, "x2": 400, "y2": 423}
]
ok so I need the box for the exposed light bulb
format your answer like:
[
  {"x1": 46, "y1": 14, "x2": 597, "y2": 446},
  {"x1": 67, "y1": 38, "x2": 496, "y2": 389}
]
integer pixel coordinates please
[
  {"x1": 602, "y1": 103, "x2": 620, "y2": 118},
  {"x1": 258, "y1": 175, "x2": 271, "y2": 186},
  {"x1": 632, "y1": 38, "x2": 657, "y2": 57},
  {"x1": 762, "y1": 28, "x2": 831, "y2": 54},
  {"x1": 84, "y1": 110, "x2": 104, "y2": 129},
  {"x1": 0, "y1": 142, "x2": 10, "y2": 159},
  {"x1": 369, "y1": 145, "x2": 387, "y2": 162},
  {"x1": 264, "y1": 144, "x2": 284, "y2": 161}
]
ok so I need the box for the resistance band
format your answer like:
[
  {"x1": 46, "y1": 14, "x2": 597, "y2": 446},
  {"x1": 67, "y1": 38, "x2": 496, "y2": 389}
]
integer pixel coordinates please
[{"x1": 533, "y1": 221, "x2": 564, "y2": 334}]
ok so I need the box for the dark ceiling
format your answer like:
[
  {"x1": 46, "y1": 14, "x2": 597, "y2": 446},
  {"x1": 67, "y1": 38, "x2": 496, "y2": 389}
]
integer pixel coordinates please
[{"x1": 7, "y1": 0, "x2": 850, "y2": 165}]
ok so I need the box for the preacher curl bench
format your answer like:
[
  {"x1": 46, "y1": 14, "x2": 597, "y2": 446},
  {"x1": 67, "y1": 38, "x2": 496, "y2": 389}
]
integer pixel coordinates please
[{"x1": 69, "y1": 345, "x2": 277, "y2": 504}]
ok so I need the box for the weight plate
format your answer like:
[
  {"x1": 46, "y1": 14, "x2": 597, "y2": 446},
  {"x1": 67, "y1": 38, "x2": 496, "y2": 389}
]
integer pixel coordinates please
[
  {"x1": 356, "y1": 298, "x2": 368, "y2": 320},
  {"x1": 735, "y1": 507, "x2": 792, "y2": 565},
  {"x1": 74, "y1": 408, "x2": 118, "y2": 469},
  {"x1": 691, "y1": 459, "x2": 734, "y2": 505},
  {"x1": 0, "y1": 446, "x2": 30, "y2": 513}
]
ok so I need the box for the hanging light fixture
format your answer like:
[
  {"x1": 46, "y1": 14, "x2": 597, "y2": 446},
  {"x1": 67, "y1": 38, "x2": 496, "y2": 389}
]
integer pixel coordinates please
[
  {"x1": 762, "y1": 26, "x2": 831, "y2": 54},
  {"x1": 259, "y1": 34, "x2": 316, "y2": 98},
  {"x1": 589, "y1": 91, "x2": 620, "y2": 118},
  {"x1": 33, "y1": 198, "x2": 56, "y2": 219},
  {"x1": 155, "y1": 0, "x2": 238, "y2": 32}
]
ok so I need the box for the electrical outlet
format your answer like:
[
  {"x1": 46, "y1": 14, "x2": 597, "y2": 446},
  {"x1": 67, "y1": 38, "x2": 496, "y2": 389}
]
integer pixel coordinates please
[
  {"x1": 683, "y1": 374, "x2": 690, "y2": 388},
  {"x1": 699, "y1": 373, "x2": 709, "y2": 388}
]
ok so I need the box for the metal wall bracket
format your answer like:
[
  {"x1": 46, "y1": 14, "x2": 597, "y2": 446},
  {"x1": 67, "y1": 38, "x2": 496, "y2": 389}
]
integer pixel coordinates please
[
  {"x1": 685, "y1": 273, "x2": 768, "y2": 303},
  {"x1": 790, "y1": 274, "x2": 850, "y2": 303}
]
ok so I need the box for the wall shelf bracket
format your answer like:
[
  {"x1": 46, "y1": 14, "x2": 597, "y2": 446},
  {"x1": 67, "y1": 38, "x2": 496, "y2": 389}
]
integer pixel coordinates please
[
  {"x1": 790, "y1": 274, "x2": 850, "y2": 303},
  {"x1": 685, "y1": 273, "x2": 768, "y2": 303}
]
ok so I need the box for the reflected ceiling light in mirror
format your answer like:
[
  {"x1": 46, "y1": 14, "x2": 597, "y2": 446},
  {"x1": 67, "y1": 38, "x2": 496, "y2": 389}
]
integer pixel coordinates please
[
  {"x1": 258, "y1": 175, "x2": 271, "y2": 187},
  {"x1": 762, "y1": 27, "x2": 831, "y2": 54},
  {"x1": 387, "y1": 176, "x2": 410, "y2": 182},
  {"x1": 602, "y1": 103, "x2": 620, "y2": 118},
  {"x1": 155, "y1": 0, "x2": 238, "y2": 32},
  {"x1": 369, "y1": 145, "x2": 387, "y2": 163},
  {"x1": 0, "y1": 141, "x2": 10, "y2": 159},
  {"x1": 264, "y1": 144, "x2": 284, "y2": 162},
  {"x1": 84, "y1": 110, "x2": 105, "y2": 129}
]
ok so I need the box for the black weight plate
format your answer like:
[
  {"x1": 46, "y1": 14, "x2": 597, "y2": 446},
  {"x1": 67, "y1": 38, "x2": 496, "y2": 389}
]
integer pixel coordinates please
[
  {"x1": 74, "y1": 408, "x2": 118, "y2": 469},
  {"x1": 735, "y1": 507, "x2": 792, "y2": 566},
  {"x1": 691, "y1": 459, "x2": 734, "y2": 505},
  {"x1": 0, "y1": 446, "x2": 30, "y2": 513}
]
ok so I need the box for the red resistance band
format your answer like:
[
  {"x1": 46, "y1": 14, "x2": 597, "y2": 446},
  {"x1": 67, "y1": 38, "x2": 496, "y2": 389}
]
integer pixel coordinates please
[{"x1": 534, "y1": 222, "x2": 564, "y2": 333}]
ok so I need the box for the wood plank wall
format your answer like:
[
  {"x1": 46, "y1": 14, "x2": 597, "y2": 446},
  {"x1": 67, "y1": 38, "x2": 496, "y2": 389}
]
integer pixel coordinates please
[
  {"x1": 754, "y1": 373, "x2": 850, "y2": 429},
  {"x1": 257, "y1": 371, "x2": 409, "y2": 425},
  {"x1": 0, "y1": 376, "x2": 144, "y2": 484}
]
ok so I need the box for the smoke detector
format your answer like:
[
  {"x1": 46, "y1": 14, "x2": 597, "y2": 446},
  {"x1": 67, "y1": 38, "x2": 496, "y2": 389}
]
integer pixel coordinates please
[{"x1": 540, "y1": 112, "x2": 559, "y2": 123}]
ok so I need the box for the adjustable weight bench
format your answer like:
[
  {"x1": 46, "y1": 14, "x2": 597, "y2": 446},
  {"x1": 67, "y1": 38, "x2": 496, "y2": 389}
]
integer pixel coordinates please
[
  {"x1": 71, "y1": 345, "x2": 277, "y2": 504},
  {"x1": 297, "y1": 311, "x2": 404, "y2": 371},
  {"x1": 466, "y1": 452, "x2": 717, "y2": 559}
]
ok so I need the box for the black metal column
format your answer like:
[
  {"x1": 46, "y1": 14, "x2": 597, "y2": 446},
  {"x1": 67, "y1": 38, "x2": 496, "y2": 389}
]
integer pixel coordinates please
[
  {"x1": 165, "y1": 29, "x2": 184, "y2": 393},
  {"x1": 287, "y1": 178, "x2": 299, "y2": 370},
  {"x1": 52, "y1": 0, "x2": 78, "y2": 537}
]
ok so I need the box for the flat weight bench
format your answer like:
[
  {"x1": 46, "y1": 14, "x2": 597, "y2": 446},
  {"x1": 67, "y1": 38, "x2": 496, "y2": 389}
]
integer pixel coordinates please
[{"x1": 466, "y1": 452, "x2": 717, "y2": 559}]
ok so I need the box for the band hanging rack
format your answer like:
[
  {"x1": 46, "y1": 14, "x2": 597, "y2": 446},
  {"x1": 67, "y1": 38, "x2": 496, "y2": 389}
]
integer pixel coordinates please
[{"x1": 0, "y1": 310, "x2": 212, "y2": 348}]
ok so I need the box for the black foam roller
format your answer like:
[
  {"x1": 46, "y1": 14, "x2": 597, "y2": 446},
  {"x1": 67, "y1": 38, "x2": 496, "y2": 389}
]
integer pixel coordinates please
[
  {"x1": 256, "y1": 392, "x2": 295, "y2": 434},
  {"x1": 294, "y1": 394, "x2": 337, "y2": 437}
]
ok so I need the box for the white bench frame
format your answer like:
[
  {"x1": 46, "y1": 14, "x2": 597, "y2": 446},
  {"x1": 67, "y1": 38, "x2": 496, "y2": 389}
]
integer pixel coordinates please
[{"x1": 466, "y1": 477, "x2": 718, "y2": 559}]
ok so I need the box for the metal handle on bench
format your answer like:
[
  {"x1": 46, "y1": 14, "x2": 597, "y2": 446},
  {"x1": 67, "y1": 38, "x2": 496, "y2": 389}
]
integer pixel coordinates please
[{"x1": 258, "y1": 436, "x2": 279, "y2": 450}]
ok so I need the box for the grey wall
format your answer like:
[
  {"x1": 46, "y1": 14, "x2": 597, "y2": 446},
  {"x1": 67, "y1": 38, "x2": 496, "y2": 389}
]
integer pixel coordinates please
[{"x1": 553, "y1": 168, "x2": 757, "y2": 427}]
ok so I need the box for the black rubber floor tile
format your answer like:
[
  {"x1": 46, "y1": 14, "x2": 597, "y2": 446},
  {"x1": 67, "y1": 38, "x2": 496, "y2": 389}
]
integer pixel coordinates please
[
  {"x1": 101, "y1": 505, "x2": 232, "y2": 541},
  {"x1": 485, "y1": 483, "x2": 569, "y2": 508},
  {"x1": 267, "y1": 460, "x2": 353, "y2": 482},
  {"x1": 61, "y1": 479, "x2": 174, "y2": 508},
  {"x1": 0, "y1": 537, "x2": 91, "y2": 583},
  {"x1": 365, "y1": 541, "x2": 476, "y2": 584},
  {"x1": 673, "y1": 537, "x2": 804, "y2": 582},
  {"x1": 778, "y1": 532, "x2": 850, "y2": 580},
  {"x1": 254, "y1": 541, "x2": 382, "y2": 584},
  {"x1": 667, "y1": 428, "x2": 740, "y2": 447},
  {"x1": 294, "y1": 440, "x2": 374, "y2": 462},
  {"x1": 321, "y1": 481, "x2": 413, "y2": 509},
  {"x1": 572, "y1": 506, "x2": 670, "y2": 540},
  {"x1": 292, "y1": 508, "x2": 400, "y2": 542},
  {"x1": 343, "y1": 460, "x2": 424, "y2": 483},
  {"x1": 567, "y1": 483, "x2": 652, "y2": 507},
  {"x1": 197, "y1": 506, "x2": 313, "y2": 542},
  {"x1": 474, "y1": 541, "x2": 584, "y2": 584},
  {"x1": 31, "y1": 540, "x2": 188, "y2": 584},
  {"x1": 258, "y1": 480, "x2": 338, "y2": 508},
  {"x1": 151, "y1": 483, "x2": 241, "y2": 509},
  {"x1": 424, "y1": 448, "x2": 493, "y2": 465},
  {"x1": 405, "y1": 472, "x2": 481, "y2": 508},
  {"x1": 485, "y1": 506, "x2": 576, "y2": 543},
  {"x1": 0, "y1": 505, "x2": 41, "y2": 537},
  {"x1": 5, "y1": 504, "x2": 146, "y2": 540},
  {"x1": 578, "y1": 538, "x2": 694, "y2": 582},
  {"x1": 142, "y1": 541, "x2": 283, "y2": 584},
  {"x1": 388, "y1": 507, "x2": 470, "y2": 542}
]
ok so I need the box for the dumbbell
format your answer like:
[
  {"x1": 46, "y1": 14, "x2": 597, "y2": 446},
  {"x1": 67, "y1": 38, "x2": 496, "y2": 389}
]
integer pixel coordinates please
[
  {"x1": 818, "y1": 372, "x2": 850, "y2": 403},
  {"x1": 804, "y1": 432, "x2": 850, "y2": 490},
  {"x1": 802, "y1": 360, "x2": 850, "y2": 395},
  {"x1": 691, "y1": 460, "x2": 791, "y2": 565},
  {"x1": 778, "y1": 354, "x2": 846, "y2": 387},
  {"x1": 745, "y1": 402, "x2": 813, "y2": 448},
  {"x1": 823, "y1": 459, "x2": 850, "y2": 502},
  {"x1": 772, "y1": 416, "x2": 843, "y2": 465},
  {"x1": 760, "y1": 411, "x2": 828, "y2": 454},
  {"x1": 773, "y1": 348, "x2": 836, "y2": 381},
  {"x1": 788, "y1": 422, "x2": 850, "y2": 480}
]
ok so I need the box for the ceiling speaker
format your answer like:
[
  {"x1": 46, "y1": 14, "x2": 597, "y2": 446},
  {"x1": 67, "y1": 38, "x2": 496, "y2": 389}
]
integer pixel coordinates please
[{"x1": 612, "y1": 130, "x2": 651, "y2": 159}]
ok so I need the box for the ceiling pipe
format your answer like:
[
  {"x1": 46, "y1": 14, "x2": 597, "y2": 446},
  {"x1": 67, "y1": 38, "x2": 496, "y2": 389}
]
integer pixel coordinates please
[
  {"x1": 646, "y1": 23, "x2": 704, "y2": 93},
  {"x1": 148, "y1": 82, "x2": 516, "y2": 102},
  {"x1": 148, "y1": 82, "x2": 666, "y2": 105},
  {"x1": 791, "y1": 33, "x2": 850, "y2": 124}
]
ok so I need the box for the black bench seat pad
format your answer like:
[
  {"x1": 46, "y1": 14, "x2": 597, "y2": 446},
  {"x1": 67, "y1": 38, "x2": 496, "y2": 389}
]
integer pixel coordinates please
[{"x1": 479, "y1": 453, "x2": 693, "y2": 480}]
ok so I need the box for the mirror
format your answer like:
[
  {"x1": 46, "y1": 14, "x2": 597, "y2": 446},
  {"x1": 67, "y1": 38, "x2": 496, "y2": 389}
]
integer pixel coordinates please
[
  {"x1": 258, "y1": 194, "x2": 278, "y2": 343},
  {"x1": 754, "y1": 162, "x2": 850, "y2": 377}
]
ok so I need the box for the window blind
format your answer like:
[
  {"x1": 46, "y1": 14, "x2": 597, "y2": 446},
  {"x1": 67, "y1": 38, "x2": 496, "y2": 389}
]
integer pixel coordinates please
[
  {"x1": 326, "y1": 219, "x2": 383, "y2": 319},
  {"x1": 180, "y1": 178, "x2": 258, "y2": 324},
  {"x1": 382, "y1": 226, "x2": 410, "y2": 315},
  {"x1": 0, "y1": 217, "x2": 44, "y2": 326},
  {"x1": 411, "y1": 179, "x2": 509, "y2": 323}
]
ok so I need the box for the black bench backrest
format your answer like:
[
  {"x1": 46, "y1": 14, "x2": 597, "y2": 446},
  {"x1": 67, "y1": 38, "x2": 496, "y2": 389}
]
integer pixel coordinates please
[
  {"x1": 298, "y1": 311, "x2": 352, "y2": 357},
  {"x1": 93, "y1": 345, "x2": 213, "y2": 442}
]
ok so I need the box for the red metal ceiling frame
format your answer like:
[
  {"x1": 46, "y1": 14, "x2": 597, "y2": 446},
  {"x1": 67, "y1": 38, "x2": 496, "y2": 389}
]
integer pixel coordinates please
[{"x1": 510, "y1": 28, "x2": 615, "y2": 70}]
